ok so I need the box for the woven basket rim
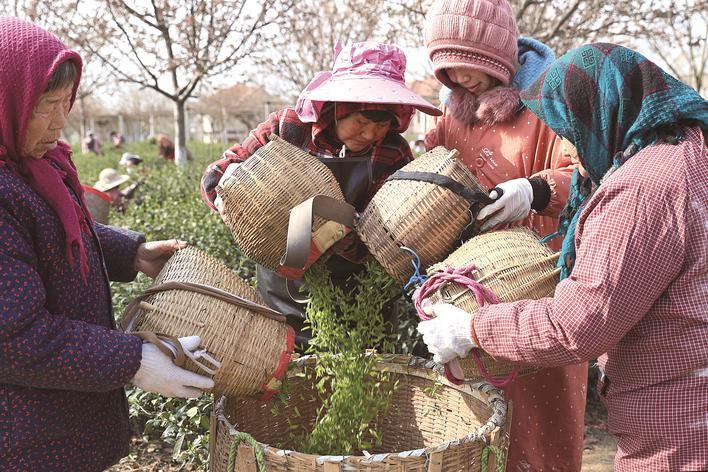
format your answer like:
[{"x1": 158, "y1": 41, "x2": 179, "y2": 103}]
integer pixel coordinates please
[{"x1": 215, "y1": 353, "x2": 507, "y2": 464}]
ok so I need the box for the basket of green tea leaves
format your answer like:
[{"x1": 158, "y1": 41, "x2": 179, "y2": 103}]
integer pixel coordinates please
[{"x1": 210, "y1": 261, "x2": 509, "y2": 472}]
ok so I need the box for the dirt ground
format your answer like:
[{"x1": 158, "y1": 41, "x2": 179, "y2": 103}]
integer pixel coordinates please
[
  {"x1": 581, "y1": 400, "x2": 618, "y2": 472},
  {"x1": 108, "y1": 400, "x2": 618, "y2": 471}
]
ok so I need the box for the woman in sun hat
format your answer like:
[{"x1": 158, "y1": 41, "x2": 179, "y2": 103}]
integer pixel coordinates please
[
  {"x1": 94, "y1": 167, "x2": 131, "y2": 211},
  {"x1": 201, "y1": 41, "x2": 441, "y2": 343},
  {"x1": 94, "y1": 167, "x2": 130, "y2": 193}
]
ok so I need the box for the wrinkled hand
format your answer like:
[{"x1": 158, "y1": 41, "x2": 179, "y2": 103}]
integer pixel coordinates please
[
  {"x1": 476, "y1": 178, "x2": 533, "y2": 232},
  {"x1": 134, "y1": 239, "x2": 187, "y2": 278},
  {"x1": 417, "y1": 303, "x2": 476, "y2": 364},
  {"x1": 131, "y1": 335, "x2": 215, "y2": 398},
  {"x1": 214, "y1": 163, "x2": 241, "y2": 215}
]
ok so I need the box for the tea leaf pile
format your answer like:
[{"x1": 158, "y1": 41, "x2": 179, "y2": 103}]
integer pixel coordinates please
[{"x1": 279, "y1": 259, "x2": 400, "y2": 455}]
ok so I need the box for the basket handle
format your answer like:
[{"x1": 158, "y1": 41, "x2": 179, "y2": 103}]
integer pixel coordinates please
[
  {"x1": 131, "y1": 331, "x2": 188, "y2": 367},
  {"x1": 120, "y1": 280, "x2": 287, "y2": 333},
  {"x1": 281, "y1": 195, "x2": 356, "y2": 270}
]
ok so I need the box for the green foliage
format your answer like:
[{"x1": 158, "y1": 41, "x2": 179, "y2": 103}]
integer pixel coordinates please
[
  {"x1": 396, "y1": 297, "x2": 426, "y2": 355},
  {"x1": 279, "y1": 260, "x2": 401, "y2": 455},
  {"x1": 73, "y1": 140, "x2": 250, "y2": 469},
  {"x1": 71, "y1": 140, "x2": 423, "y2": 466},
  {"x1": 127, "y1": 387, "x2": 213, "y2": 465}
]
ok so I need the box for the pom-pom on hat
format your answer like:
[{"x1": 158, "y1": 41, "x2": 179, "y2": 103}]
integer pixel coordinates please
[{"x1": 425, "y1": 0, "x2": 519, "y2": 88}]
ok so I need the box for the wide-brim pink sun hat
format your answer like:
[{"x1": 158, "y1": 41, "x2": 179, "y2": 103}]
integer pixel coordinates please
[{"x1": 295, "y1": 42, "x2": 442, "y2": 132}]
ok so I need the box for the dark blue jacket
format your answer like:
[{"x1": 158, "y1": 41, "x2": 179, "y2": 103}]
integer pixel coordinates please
[{"x1": 0, "y1": 166, "x2": 144, "y2": 471}]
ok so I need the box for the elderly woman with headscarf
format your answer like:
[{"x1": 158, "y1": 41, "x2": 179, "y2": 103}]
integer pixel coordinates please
[
  {"x1": 0, "y1": 17, "x2": 213, "y2": 471},
  {"x1": 418, "y1": 43, "x2": 708, "y2": 471}
]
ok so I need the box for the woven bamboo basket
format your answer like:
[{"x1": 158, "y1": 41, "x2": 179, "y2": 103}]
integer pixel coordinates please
[
  {"x1": 121, "y1": 246, "x2": 295, "y2": 398},
  {"x1": 424, "y1": 227, "x2": 559, "y2": 382},
  {"x1": 211, "y1": 355, "x2": 509, "y2": 472},
  {"x1": 216, "y1": 135, "x2": 347, "y2": 272},
  {"x1": 82, "y1": 185, "x2": 111, "y2": 224},
  {"x1": 357, "y1": 146, "x2": 491, "y2": 284}
]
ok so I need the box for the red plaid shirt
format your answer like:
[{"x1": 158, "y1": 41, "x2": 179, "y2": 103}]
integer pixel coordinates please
[
  {"x1": 200, "y1": 106, "x2": 413, "y2": 211},
  {"x1": 474, "y1": 127, "x2": 708, "y2": 471}
]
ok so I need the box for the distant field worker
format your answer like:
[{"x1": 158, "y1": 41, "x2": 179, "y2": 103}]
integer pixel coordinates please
[
  {"x1": 94, "y1": 168, "x2": 131, "y2": 211},
  {"x1": 151, "y1": 133, "x2": 191, "y2": 161},
  {"x1": 82, "y1": 130, "x2": 102, "y2": 155},
  {"x1": 200, "y1": 41, "x2": 441, "y2": 345}
]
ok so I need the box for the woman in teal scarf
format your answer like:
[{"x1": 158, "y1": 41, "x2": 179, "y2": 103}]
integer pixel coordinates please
[{"x1": 418, "y1": 43, "x2": 708, "y2": 471}]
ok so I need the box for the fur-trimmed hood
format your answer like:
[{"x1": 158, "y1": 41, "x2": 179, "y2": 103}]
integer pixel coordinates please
[{"x1": 447, "y1": 85, "x2": 523, "y2": 125}]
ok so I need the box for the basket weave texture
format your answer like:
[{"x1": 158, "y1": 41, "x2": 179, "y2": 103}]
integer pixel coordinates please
[
  {"x1": 358, "y1": 147, "x2": 489, "y2": 284},
  {"x1": 426, "y1": 227, "x2": 559, "y2": 381},
  {"x1": 217, "y1": 135, "x2": 345, "y2": 271},
  {"x1": 123, "y1": 246, "x2": 293, "y2": 397},
  {"x1": 211, "y1": 355, "x2": 508, "y2": 472}
]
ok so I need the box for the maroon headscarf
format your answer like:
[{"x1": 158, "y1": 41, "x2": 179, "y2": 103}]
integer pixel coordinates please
[{"x1": 0, "y1": 16, "x2": 90, "y2": 279}]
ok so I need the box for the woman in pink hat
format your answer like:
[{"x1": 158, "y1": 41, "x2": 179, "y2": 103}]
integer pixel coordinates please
[
  {"x1": 200, "y1": 42, "x2": 441, "y2": 344},
  {"x1": 424, "y1": 0, "x2": 585, "y2": 469}
]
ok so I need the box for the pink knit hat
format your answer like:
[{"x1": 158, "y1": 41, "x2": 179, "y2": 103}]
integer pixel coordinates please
[
  {"x1": 296, "y1": 42, "x2": 442, "y2": 131},
  {"x1": 425, "y1": 0, "x2": 519, "y2": 87}
]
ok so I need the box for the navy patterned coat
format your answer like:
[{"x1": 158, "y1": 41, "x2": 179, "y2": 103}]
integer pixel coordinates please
[{"x1": 0, "y1": 165, "x2": 145, "y2": 471}]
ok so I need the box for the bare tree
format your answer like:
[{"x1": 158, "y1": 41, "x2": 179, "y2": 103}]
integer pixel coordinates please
[
  {"x1": 386, "y1": 0, "x2": 707, "y2": 91},
  {"x1": 196, "y1": 84, "x2": 287, "y2": 140},
  {"x1": 639, "y1": 0, "x2": 708, "y2": 94},
  {"x1": 256, "y1": 0, "x2": 406, "y2": 100},
  {"x1": 56, "y1": 0, "x2": 287, "y2": 165},
  {"x1": 387, "y1": 0, "x2": 646, "y2": 51}
]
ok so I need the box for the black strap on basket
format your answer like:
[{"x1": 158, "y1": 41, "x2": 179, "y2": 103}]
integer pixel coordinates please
[{"x1": 385, "y1": 170, "x2": 501, "y2": 240}]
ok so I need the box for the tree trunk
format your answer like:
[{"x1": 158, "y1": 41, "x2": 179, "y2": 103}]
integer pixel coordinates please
[
  {"x1": 149, "y1": 114, "x2": 156, "y2": 139},
  {"x1": 174, "y1": 100, "x2": 188, "y2": 166}
]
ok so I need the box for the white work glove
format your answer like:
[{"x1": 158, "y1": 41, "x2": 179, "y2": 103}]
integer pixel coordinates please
[
  {"x1": 131, "y1": 335, "x2": 215, "y2": 398},
  {"x1": 214, "y1": 162, "x2": 241, "y2": 214},
  {"x1": 417, "y1": 303, "x2": 476, "y2": 364},
  {"x1": 476, "y1": 178, "x2": 533, "y2": 232}
]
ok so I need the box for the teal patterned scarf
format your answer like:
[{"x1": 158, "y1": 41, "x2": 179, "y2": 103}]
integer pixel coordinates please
[{"x1": 521, "y1": 43, "x2": 708, "y2": 279}]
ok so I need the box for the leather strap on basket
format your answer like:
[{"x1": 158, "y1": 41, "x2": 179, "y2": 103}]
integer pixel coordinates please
[
  {"x1": 121, "y1": 281, "x2": 286, "y2": 331},
  {"x1": 281, "y1": 195, "x2": 356, "y2": 270},
  {"x1": 131, "y1": 331, "x2": 187, "y2": 366}
]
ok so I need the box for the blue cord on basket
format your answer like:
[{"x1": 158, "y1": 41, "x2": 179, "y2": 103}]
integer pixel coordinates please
[{"x1": 401, "y1": 246, "x2": 428, "y2": 293}]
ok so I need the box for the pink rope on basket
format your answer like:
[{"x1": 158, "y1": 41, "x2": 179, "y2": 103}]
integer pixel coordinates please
[{"x1": 413, "y1": 263, "x2": 520, "y2": 388}]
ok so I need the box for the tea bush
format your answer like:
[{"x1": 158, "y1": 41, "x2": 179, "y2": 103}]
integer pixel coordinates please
[{"x1": 74, "y1": 140, "x2": 251, "y2": 468}]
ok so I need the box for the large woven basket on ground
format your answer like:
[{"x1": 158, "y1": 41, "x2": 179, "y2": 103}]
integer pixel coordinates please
[
  {"x1": 357, "y1": 146, "x2": 491, "y2": 285},
  {"x1": 425, "y1": 228, "x2": 559, "y2": 382},
  {"x1": 211, "y1": 355, "x2": 509, "y2": 472},
  {"x1": 82, "y1": 185, "x2": 111, "y2": 224},
  {"x1": 216, "y1": 135, "x2": 350, "y2": 274},
  {"x1": 121, "y1": 246, "x2": 294, "y2": 398}
]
